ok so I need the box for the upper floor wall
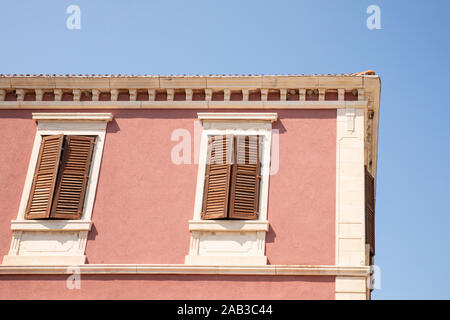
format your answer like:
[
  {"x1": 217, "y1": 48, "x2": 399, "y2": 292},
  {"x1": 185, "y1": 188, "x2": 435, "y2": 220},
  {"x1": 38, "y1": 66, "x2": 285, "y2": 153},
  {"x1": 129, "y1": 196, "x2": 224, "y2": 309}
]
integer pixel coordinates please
[{"x1": 0, "y1": 108, "x2": 337, "y2": 265}]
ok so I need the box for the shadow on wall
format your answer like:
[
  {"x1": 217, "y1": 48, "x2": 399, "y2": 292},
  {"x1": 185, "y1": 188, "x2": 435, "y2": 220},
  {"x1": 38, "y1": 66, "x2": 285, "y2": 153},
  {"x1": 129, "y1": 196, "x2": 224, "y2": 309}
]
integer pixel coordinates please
[
  {"x1": 87, "y1": 224, "x2": 98, "y2": 241},
  {"x1": 266, "y1": 224, "x2": 277, "y2": 244}
]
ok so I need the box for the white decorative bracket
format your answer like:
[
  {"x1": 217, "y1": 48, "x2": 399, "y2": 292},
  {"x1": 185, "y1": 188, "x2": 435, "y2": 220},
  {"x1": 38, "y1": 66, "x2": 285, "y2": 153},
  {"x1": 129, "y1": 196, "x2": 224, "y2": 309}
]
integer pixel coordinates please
[
  {"x1": 34, "y1": 89, "x2": 43, "y2": 101},
  {"x1": 15, "y1": 89, "x2": 25, "y2": 102},
  {"x1": 166, "y1": 89, "x2": 174, "y2": 101},
  {"x1": 185, "y1": 89, "x2": 193, "y2": 101},
  {"x1": 73, "y1": 89, "x2": 81, "y2": 101},
  {"x1": 148, "y1": 89, "x2": 155, "y2": 101},
  {"x1": 242, "y1": 89, "x2": 249, "y2": 101},
  {"x1": 92, "y1": 89, "x2": 100, "y2": 101},
  {"x1": 205, "y1": 89, "x2": 212, "y2": 101},
  {"x1": 261, "y1": 89, "x2": 268, "y2": 101},
  {"x1": 338, "y1": 89, "x2": 345, "y2": 101},
  {"x1": 224, "y1": 89, "x2": 231, "y2": 101},
  {"x1": 299, "y1": 88, "x2": 306, "y2": 101},
  {"x1": 129, "y1": 89, "x2": 137, "y2": 101},
  {"x1": 319, "y1": 89, "x2": 326, "y2": 101},
  {"x1": 54, "y1": 89, "x2": 62, "y2": 101},
  {"x1": 110, "y1": 89, "x2": 118, "y2": 101}
]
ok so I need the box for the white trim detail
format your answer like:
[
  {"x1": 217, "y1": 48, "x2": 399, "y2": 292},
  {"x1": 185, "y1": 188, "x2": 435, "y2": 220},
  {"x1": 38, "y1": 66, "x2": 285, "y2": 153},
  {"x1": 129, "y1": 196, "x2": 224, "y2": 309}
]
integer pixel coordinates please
[
  {"x1": 335, "y1": 107, "x2": 367, "y2": 299},
  {"x1": 0, "y1": 264, "x2": 370, "y2": 276},
  {"x1": 185, "y1": 113, "x2": 276, "y2": 266},
  {"x1": 2, "y1": 113, "x2": 112, "y2": 266}
]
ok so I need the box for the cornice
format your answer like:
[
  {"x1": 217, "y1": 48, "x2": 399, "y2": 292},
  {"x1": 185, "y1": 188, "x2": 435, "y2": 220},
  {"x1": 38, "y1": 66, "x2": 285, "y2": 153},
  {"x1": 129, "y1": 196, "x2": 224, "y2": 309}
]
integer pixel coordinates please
[
  {"x1": 0, "y1": 75, "x2": 381, "y2": 181},
  {"x1": 0, "y1": 75, "x2": 375, "y2": 104}
]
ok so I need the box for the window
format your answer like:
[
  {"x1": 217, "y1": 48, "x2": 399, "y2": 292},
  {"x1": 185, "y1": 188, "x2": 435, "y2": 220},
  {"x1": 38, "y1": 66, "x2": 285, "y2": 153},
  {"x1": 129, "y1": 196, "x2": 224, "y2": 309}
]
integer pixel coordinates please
[
  {"x1": 202, "y1": 135, "x2": 261, "y2": 220},
  {"x1": 2, "y1": 113, "x2": 112, "y2": 266},
  {"x1": 185, "y1": 113, "x2": 277, "y2": 266},
  {"x1": 25, "y1": 134, "x2": 95, "y2": 220}
]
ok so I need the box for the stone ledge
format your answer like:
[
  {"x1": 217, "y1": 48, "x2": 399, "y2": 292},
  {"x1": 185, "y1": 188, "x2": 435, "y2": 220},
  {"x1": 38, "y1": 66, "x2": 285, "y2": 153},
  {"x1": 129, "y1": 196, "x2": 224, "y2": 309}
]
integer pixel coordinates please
[
  {"x1": 10, "y1": 220, "x2": 92, "y2": 231},
  {"x1": 0, "y1": 264, "x2": 371, "y2": 276}
]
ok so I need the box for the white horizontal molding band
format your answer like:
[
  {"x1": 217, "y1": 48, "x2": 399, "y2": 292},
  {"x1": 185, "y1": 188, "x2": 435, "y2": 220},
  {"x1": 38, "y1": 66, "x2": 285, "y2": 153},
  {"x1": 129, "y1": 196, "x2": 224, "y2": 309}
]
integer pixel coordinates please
[
  {"x1": 189, "y1": 220, "x2": 269, "y2": 232},
  {"x1": 32, "y1": 112, "x2": 113, "y2": 122},
  {"x1": 1, "y1": 101, "x2": 368, "y2": 110},
  {"x1": 10, "y1": 220, "x2": 92, "y2": 231},
  {"x1": 0, "y1": 264, "x2": 370, "y2": 276}
]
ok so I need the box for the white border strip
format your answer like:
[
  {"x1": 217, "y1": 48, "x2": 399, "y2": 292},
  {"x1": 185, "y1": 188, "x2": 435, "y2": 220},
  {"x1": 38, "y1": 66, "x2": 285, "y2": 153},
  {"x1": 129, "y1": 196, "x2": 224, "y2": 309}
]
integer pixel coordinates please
[{"x1": 0, "y1": 264, "x2": 370, "y2": 276}]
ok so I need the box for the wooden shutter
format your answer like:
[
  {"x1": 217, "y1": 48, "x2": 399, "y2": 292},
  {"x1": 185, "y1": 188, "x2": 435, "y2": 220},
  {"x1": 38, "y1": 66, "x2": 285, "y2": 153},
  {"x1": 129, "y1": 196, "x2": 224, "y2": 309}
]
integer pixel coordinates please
[
  {"x1": 365, "y1": 168, "x2": 375, "y2": 255},
  {"x1": 229, "y1": 135, "x2": 260, "y2": 220},
  {"x1": 50, "y1": 136, "x2": 95, "y2": 219},
  {"x1": 201, "y1": 135, "x2": 233, "y2": 220},
  {"x1": 25, "y1": 135, "x2": 64, "y2": 219}
]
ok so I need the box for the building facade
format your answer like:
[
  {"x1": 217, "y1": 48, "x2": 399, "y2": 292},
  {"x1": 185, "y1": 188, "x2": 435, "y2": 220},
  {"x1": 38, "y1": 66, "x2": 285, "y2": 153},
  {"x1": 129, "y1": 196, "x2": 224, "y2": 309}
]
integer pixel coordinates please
[{"x1": 0, "y1": 72, "x2": 380, "y2": 299}]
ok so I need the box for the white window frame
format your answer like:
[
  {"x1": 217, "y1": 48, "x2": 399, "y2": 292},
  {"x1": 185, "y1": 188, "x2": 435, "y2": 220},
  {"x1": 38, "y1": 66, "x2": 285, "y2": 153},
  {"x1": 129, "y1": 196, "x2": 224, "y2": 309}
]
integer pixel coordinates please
[
  {"x1": 2, "y1": 113, "x2": 112, "y2": 266},
  {"x1": 186, "y1": 113, "x2": 277, "y2": 266}
]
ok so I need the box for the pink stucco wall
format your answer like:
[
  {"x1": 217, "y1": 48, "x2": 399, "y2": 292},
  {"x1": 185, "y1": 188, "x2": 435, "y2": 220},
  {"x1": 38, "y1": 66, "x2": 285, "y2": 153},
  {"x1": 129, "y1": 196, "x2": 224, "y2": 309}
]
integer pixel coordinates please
[
  {"x1": 0, "y1": 112, "x2": 36, "y2": 259},
  {"x1": 0, "y1": 275, "x2": 334, "y2": 300},
  {"x1": 0, "y1": 109, "x2": 336, "y2": 299},
  {"x1": 267, "y1": 110, "x2": 336, "y2": 265},
  {"x1": 85, "y1": 110, "x2": 199, "y2": 264}
]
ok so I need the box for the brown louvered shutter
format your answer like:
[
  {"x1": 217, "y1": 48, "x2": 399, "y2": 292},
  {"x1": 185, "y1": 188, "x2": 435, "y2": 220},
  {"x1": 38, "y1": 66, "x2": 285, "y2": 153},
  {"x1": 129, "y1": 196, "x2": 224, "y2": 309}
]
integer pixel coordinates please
[
  {"x1": 229, "y1": 135, "x2": 260, "y2": 220},
  {"x1": 25, "y1": 135, "x2": 64, "y2": 219},
  {"x1": 201, "y1": 135, "x2": 233, "y2": 220},
  {"x1": 365, "y1": 167, "x2": 375, "y2": 255},
  {"x1": 50, "y1": 136, "x2": 95, "y2": 219}
]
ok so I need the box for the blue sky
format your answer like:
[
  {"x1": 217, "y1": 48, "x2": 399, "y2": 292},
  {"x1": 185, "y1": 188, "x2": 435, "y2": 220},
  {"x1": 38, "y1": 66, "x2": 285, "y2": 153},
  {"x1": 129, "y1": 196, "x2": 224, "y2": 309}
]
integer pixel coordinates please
[{"x1": 1, "y1": 0, "x2": 449, "y2": 299}]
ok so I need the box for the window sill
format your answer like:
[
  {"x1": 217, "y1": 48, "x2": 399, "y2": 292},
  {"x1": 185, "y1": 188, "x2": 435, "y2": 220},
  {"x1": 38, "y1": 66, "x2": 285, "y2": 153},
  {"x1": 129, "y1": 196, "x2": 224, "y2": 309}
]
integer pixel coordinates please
[
  {"x1": 10, "y1": 220, "x2": 92, "y2": 231},
  {"x1": 188, "y1": 220, "x2": 269, "y2": 232}
]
